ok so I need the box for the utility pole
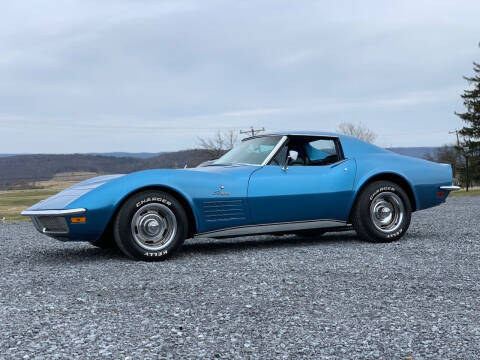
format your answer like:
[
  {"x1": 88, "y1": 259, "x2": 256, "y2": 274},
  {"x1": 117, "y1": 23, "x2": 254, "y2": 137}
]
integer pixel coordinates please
[
  {"x1": 464, "y1": 146, "x2": 471, "y2": 192},
  {"x1": 466, "y1": 155, "x2": 470, "y2": 192},
  {"x1": 450, "y1": 129, "x2": 468, "y2": 190},
  {"x1": 240, "y1": 126, "x2": 265, "y2": 137},
  {"x1": 449, "y1": 129, "x2": 461, "y2": 147}
]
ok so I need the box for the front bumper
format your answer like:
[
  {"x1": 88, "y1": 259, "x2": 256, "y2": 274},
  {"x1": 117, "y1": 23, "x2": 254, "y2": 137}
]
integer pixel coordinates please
[
  {"x1": 21, "y1": 208, "x2": 86, "y2": 237},
  {"x1": 439, "y1": 186, "x2": 461, "y2": 191}
]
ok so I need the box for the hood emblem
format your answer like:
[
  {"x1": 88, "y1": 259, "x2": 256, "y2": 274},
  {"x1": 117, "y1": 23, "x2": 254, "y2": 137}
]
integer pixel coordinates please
[{"x1": 213, "y1": 185, "x2": 230, "y2": 196}]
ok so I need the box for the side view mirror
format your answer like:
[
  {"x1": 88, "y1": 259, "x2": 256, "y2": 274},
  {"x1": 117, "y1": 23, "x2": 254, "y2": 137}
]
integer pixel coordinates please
[{"x1": 282, "y1": 150, "x2": 299, "y2": 171}]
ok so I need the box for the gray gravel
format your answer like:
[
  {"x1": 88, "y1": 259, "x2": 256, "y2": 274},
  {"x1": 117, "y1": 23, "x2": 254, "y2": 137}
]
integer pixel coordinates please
[{"x1": 1, "y1": 196, "x2": 479, "y2": 359}]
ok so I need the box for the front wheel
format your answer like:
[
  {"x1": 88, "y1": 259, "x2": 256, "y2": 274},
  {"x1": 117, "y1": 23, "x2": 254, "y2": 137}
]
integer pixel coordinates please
[
  {"x1": 351, "y1": 181, "x2": 411, "y2": 243},
  {"x1": 113, "y1": 191, "x2": 188, "y2": 261},
  {"x1": 90, "y1": 234, "x2": 117, "y2": 249}
]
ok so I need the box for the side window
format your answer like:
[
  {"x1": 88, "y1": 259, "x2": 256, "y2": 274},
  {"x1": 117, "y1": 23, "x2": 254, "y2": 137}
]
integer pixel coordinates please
[
  {"x1": 267, "y1": 136, "x2": 341, "y2": 166},
  {"x1": 305, "y1": 139, "x2": 339, "y2": 165},
  {"x1": 270, "y1": 145, "x2": 288, "y2": 166}
]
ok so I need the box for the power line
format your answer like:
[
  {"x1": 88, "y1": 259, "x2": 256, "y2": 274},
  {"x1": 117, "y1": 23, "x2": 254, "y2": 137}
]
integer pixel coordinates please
[{"x1": 239, "y1": 127, "x2": 265, "y2": 137}]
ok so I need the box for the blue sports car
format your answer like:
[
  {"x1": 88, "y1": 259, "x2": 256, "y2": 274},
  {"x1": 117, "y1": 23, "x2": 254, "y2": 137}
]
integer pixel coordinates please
[{"x1": 22, "y1": 132, "x2": 459, "y2": 261}]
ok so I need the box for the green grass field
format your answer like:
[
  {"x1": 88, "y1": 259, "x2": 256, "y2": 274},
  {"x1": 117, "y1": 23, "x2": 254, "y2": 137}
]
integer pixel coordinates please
[
  {"x1": 0, "y1": 174, "x2": 92, "y2": 222},
  {"x1": 0, "y1": 189, "x2": 60, "y2": 222},
  {"x1": 449, "y1": 188, "x2": 480, "y2": 197}
]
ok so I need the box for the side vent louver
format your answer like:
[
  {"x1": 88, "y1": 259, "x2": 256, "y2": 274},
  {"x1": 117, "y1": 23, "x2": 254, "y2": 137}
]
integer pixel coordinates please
[{"x1": 203, "y1": 200, "x2": 247, "y2": 222}]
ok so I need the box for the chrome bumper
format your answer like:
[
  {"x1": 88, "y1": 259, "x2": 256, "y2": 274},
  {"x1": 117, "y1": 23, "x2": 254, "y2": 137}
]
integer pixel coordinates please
[
  {"x1": 439, "y1": 186, "x2": 461, "y2": 191},
  {"x1": 21, "y1": 208, "x2": 86, "y2": 236},
  {"x1": 21, "y1": 208, "x2": 87, "y2": 216}
]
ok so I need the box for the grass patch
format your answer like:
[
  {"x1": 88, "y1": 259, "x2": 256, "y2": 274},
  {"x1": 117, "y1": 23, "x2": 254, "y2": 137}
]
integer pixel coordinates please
[
  {"x1": 449, "y1": 189, "x2": 480, "y2": 197},
  {"x1": 0, "y1": 189, "x2": 60, "y2": 222},
  {"x1": 0, "y1": 173, "x2": 93, "y2": 222}
]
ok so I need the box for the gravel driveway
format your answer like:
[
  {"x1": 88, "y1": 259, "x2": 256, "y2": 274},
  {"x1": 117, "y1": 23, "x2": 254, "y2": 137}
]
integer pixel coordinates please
[{"x1": 1, "y1": 196, "x2": 479, "y2": 359}]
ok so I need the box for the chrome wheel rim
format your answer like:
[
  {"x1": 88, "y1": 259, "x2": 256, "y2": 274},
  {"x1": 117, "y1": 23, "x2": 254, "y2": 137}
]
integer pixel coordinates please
[
  {"x1": 130, "y1": 203, "x2": 177, "y2": 251},
  {"x1": 369, "y1": 191, "x2": 404, "y2": 233}
]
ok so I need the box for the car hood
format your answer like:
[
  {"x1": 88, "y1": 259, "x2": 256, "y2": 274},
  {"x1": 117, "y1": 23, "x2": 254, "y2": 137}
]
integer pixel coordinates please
[
  {"x1": 26, "y1": 174, "x2": 125, "y2": 211},
  {"x1": 63, "y1": 174, "x2": 125, "y2": 191},
  {"x1": 25, "y1": 165, "x2": 259, "y2": 212}
]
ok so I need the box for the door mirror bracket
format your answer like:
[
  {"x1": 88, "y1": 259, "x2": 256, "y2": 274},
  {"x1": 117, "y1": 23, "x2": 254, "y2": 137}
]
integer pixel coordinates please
[{"x1": 282, "y1": 150, "x2": 299, "y2": 171}]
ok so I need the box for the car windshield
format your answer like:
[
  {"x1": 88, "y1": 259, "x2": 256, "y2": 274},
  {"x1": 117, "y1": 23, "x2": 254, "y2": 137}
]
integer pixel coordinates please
[{"x1": 212, "y1": 136, "x2": 283, "y2": 166}]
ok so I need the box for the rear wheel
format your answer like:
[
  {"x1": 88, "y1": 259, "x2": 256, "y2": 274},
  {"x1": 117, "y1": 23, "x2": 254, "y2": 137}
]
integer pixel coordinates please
[
  {"x1": 113, "y1": 191, "x2": 188, "y2": 261},
  {"x1": 352, "y1": 181, "x2": 411, "y2": 243}
]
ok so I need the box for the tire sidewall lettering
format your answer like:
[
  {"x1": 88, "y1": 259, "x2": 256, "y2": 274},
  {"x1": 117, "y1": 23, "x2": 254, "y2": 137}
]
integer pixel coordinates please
[
  {"x1": 386, "y1": 228, "x2": 403, "y2": 239},
  {"x1": 144, "y1": 250, "x2": 168, "y2": 257},
  {"x1": 136, "y1": 197, "x2": 172, "y2": 208},
  {"x1": 369, "y1": 186, "x2": 396, "y2": 201}
]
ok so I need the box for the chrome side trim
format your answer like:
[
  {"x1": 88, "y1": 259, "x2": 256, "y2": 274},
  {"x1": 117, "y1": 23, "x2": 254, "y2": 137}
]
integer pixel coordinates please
[
  {"x1": 261, "y1": 135, "x2": 288, "y2": 166},
  {"x1": 21, "y1": 208, "x2": 87, "y2": 216},
  {"x1": 196, "y1": 219, "x2": 348, "y2": 238},
  {"x1": 330, "y1": 158, "x2": 349, "y2": 168},
  {"x1": 439, "y1": 186, "x2": 461, "y2": 191}
]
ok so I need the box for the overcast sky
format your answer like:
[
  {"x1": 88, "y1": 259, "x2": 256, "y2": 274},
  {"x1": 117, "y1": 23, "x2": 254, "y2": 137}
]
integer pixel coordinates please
[{"x1": 1, "y1": 0, "x2": 479, "y2": 153}]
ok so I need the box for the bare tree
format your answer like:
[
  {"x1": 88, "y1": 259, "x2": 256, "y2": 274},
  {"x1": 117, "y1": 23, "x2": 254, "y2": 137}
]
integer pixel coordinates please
[
  {"x1": 424, "y1": 144, "x2": 463, "y2": 181},
  {"x1": 197, "y1": 129, "x2": 239, "y2": 158},
  {"x1": 337, "y1": 122, "x2": 377, "y2": 143}
]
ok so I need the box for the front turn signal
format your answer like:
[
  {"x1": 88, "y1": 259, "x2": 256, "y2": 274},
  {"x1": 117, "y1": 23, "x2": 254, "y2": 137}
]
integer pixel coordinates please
[{"x1": 70, "y1": 216, "x2": 87, "y2": 224}]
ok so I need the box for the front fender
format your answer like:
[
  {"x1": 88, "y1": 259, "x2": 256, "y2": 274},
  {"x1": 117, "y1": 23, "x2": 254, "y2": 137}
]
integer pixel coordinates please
[
  {"x1": 67, "y1": 170, "x2": 199, "y2": 241},
  {"x1": 67, "y1": 166, "x2": 256, "y2": 240}
]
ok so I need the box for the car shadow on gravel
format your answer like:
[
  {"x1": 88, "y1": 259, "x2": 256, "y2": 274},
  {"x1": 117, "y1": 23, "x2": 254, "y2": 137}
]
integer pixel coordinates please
[
  {"x1": 27, "y1": 232, "x2": 361, "y2": 263},
  {"x1": 180, "y1": 231, "x2": 360, "y2": 256},
  {"x1": 29, "y1": 246, "x2": 128, "y2": 265}
]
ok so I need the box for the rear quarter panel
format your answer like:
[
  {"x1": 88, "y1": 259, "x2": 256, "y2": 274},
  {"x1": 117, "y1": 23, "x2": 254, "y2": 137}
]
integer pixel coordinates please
[
  {"x1": 353, "y1": 153, "x2": 453, "y2": 211},
  {"x1": 339, "y1": 135, "x2": 453, "y2": 211}
]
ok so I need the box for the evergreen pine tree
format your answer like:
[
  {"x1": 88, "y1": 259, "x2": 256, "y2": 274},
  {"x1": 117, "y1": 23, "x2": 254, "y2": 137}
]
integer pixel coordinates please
[{"x1": 456, "y1": 45, "x2": 480, "y2": 152}]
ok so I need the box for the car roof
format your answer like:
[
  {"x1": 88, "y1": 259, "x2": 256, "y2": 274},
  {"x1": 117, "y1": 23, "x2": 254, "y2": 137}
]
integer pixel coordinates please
[
  {"x1": 242, "y1": 131, "x2": 342, "y2": 141},
  {"x1": 242, "y1": 131, "x2": 389, "y2": 157}
]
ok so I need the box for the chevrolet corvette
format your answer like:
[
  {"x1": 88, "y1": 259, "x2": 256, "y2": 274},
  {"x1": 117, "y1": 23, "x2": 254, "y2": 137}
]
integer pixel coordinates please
[{"x1": 22, "y1": 132, "x2": 459, "y2": 260}]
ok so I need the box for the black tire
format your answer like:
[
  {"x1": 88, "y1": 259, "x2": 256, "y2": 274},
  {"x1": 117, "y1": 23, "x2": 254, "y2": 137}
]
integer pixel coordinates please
[
  {"x1": 90, "y1": 233, "x2": 117, "y2": 249},
  {"x1": 295, "y1": 229, "x2": 326, "y2": 238},
  {"x1": 352, "y1": 181, "x2": 411, "y2": 243},
  {"x1": 113, "y1": 191, "x2": 188, "y2": 261}
]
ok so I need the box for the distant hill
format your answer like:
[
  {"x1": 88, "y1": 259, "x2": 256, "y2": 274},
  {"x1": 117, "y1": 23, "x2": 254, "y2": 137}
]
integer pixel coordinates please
[
  {"x1": 1, "y1": 147, "x2": 439, "y2": 159},
  {"x1": 0, "y1": 146, "x2": 440, "y2": 189},
  {"x1": 0, "y1": 152, "x2": 164, "y2": 159},
  {"x1": 87, "y1": 152, "x2": 165, "y2": 158},
  {"x1": 387, "y1": 147, "x2": 438, "y2": 159},
  {"x1": 0, "y1": 149, "x2": 216, "y2": 189}
]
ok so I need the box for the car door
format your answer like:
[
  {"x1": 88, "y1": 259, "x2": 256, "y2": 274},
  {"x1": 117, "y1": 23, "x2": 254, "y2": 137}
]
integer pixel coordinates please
[{"x1": 247, "y1": 137, "x2": 357, "y2": 225}]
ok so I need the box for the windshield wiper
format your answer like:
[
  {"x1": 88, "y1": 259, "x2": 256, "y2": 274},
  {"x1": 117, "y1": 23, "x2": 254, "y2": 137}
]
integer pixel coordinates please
[
  {"x1": 207, "y1": 162, "x2": 256, "y2": 167},
  {"x1": 206, "y1": 162, "x2": 233, "y2": 166}
]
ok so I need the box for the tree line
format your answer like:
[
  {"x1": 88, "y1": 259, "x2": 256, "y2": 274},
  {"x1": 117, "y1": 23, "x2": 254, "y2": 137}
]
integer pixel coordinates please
[{"x1": 428, "y1": 43, "x2": 480, "y2": 189}]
